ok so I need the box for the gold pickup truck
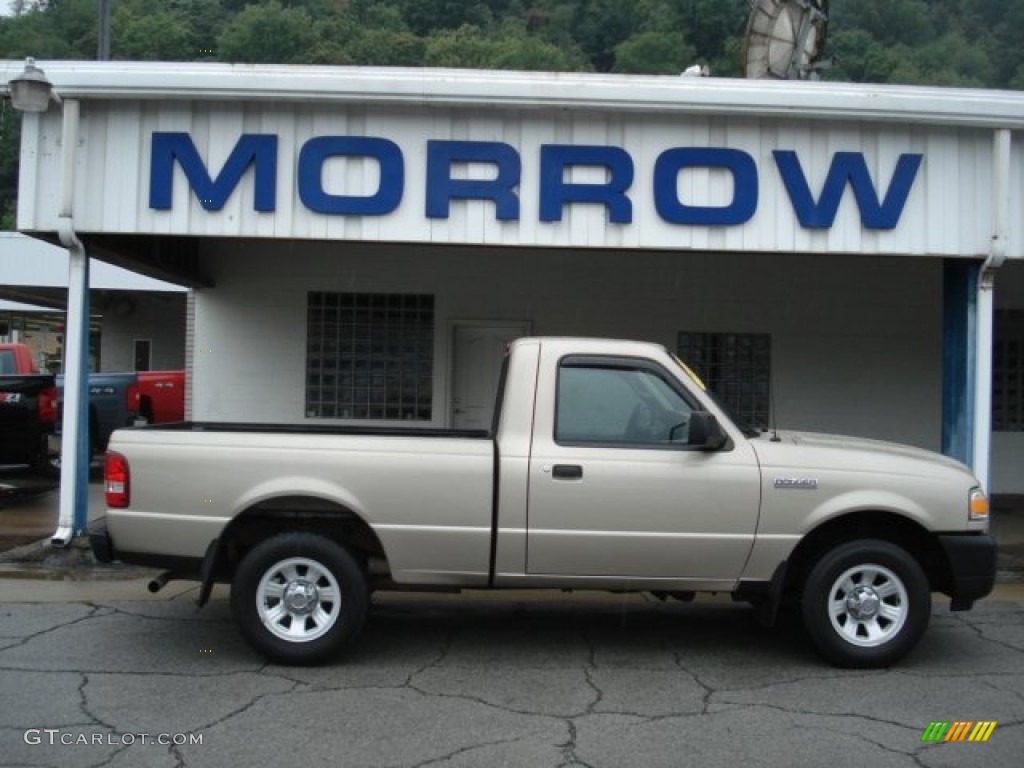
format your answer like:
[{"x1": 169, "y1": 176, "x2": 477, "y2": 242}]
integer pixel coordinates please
[{"x1": 91, "y1": 337, "x2": 996, "y2": 668}]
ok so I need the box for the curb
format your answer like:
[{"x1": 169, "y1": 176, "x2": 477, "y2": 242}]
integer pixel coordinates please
[{"x1": 0, "y1": 536, "x2": 158, "y2": 581}]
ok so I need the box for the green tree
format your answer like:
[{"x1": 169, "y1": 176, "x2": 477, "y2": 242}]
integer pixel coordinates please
[
  {"x1": 424, "y1": 20, "x2": 587, "y2": 71},
  {"x1": 830, "y1": 0, "x2": 934, "y2": 48},
  {"x1": 111, "y1": 2, "x2": 194, "y2": 61},
  {"x1": 423, "y1": 24, "x2": 503, "y2": 68},
  {"x1": 827, "y1": 28, "x2": 902, "y2": 84},
  {"x1": 218, "y1": 0, "x2": 317, "y2": 64},
  {"x1": 613, "y1": 30, "x2": 696, "y2": 74},
  {"x1": 676, "y1": 0, "x2": 747, "y2": 62},
  {"x1": 0, "y1": 105, "x2": 20, "y2": 231},
  {"x1": 348, "y1": 28, "x2": 426, "y2": 66},
  {"x1": 572, "y1": 0, "x2": 639, "y2": 71},
  {"x1": 492, "y1": 23, "x2": 590, "y2": 71},
  {"x1": 393, "y1": 0, "x2": 495, "y2": 35},
  {"x1": 0, "y1": 0, "x2": 90, "y2": 59}
]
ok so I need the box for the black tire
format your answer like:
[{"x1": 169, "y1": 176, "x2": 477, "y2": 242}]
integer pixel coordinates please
[
  {"x1": 138, "y1": 395, "x2": 155, "y2": 425},
  {"x1": 35, "y1": 440, "x2": 95, "y2": 480},
  {"x1": 231, "y1": 532, "x2": 368, "y2": 665},
  {"x1": 801, "y1": 539, "x2": 930, "y2": 669},
  {"x1": 33, "y1": 447, "x2": 61, "y2": 480}
]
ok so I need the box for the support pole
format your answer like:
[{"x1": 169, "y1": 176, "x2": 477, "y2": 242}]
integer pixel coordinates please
[
  {"x1": 941, "y1": 260, "x2": 977, "y2": 465},
  {"x1": 97, "y1": 0, "x2": 112, "y2": 61},
  {"x1": 971, "y1": 128, "x2": 1011, "y2": 492},
  {"x1": 52, "y1": 98, "x2": 88, "y2": 547}
]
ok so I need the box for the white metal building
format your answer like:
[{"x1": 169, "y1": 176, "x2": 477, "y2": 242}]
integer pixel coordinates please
[{"x1": 5, "y1": 62, "x2": 1023, "y2": 507}]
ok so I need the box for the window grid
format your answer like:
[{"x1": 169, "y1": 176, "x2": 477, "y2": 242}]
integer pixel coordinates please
[
  {"x1": 306, "y1": 292, "x2": 434, "y2": 421},
  {"x1": 994, "y1": 311, "x2": 1023, "y2": 431},
  {"x1": 677, "y1": 332, "x2": 771, "y2": 428}
]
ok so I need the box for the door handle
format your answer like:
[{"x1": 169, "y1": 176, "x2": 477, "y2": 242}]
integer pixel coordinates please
[{"x1": 552, "y1": 464, "x2": 583, "y2": 480}]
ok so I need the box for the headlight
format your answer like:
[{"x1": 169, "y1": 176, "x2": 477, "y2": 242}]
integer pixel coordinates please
[{"x1": 969, "y1": 488, "x2": 989, "y2": 521}]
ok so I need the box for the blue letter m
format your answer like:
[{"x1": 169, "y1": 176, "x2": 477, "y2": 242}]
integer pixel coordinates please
[
  {"x1": 150, "y1": 132, "x2": 278, "y2": 212},
  {"x1": 774, "y1": 150, "x2": 922, "y2": 230}
]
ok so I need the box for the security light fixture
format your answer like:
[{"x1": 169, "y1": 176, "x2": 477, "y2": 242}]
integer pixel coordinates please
[{"x1": 8, "y1": 57, "x2": 57, "y2": 112}]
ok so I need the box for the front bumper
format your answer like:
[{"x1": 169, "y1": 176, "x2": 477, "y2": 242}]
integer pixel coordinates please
[{"x1": 937, "y1": 533, "x2": 997, "y2": 610}]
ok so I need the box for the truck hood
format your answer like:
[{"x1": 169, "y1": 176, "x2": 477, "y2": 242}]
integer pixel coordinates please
[{"x1": 750, "y1": 430, "x2": 973, "y2": 481}]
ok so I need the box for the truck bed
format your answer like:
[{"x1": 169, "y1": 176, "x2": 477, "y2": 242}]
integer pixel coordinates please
[{"x1": 105, "y1": 422, "x2": 497, "y2": 586}]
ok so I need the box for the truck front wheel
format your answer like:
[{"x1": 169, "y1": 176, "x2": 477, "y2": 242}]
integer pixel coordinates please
[
  {"x1": 231, "y1": 532, "x2": 368, "y2": 665},
  {"x1": 801, "y1": 539, "x2": 930, "y2": 668}
]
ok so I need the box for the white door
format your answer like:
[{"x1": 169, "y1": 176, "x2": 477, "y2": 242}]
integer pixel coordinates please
[{"x1": 452, "y1": 322, "x2": 529, "y2": 430}]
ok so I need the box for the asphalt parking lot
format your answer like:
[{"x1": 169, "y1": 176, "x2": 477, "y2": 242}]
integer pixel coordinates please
[
  {"x1": 1, "y1": 469, "x2": 1024, "y2": 767},
  {"x1": 0, "y1": 581, "x2": 1023, "y2": 768}
]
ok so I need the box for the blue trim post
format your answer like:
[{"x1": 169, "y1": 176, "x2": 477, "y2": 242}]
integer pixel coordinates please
[
  {"x1": 941, "y1": 260, "x2": 980, "y2": 464},
  {"x1": 73, "y1": 258, "x2": 90, "y2": 536}
]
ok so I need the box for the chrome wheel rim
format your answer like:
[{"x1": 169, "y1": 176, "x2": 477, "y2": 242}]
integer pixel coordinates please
[
  {"x1": 256, "y1": 557, "x2": 341, "y2": 643},
  {"x1": 827, "y1": 563, "x2": 908, "y2": 647}
]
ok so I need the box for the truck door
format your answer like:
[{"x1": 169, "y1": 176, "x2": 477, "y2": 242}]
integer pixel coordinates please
[{"x1": 526, "y1": 353, "x2": 761, "y2": 586}]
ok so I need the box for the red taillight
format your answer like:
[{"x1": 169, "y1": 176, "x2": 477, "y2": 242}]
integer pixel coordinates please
[
  {"x1": 105, "y1": 451, "x2": 130, "y2": 508},
  {"x1": 37, "y1": 386, "x2": 58, "y2": 423}
]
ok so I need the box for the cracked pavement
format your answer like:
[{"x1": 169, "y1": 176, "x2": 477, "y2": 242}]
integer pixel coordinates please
[{"x1": 0, "y1": 585, "x2": 1022, "y2": 768}]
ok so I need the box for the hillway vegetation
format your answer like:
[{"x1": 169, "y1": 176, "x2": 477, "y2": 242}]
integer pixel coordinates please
[{"x1": 2, "y1": 0, "x2": 1023, "y2": 227}]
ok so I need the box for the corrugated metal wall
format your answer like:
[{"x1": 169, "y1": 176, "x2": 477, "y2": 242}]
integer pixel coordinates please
[{"x1": 17, "y1": 101, "x2": 1019, "y2": 258}]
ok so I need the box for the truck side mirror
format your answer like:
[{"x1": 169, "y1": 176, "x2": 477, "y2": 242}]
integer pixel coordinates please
[{"x1": 688, "y1": 411, "x2": 728, "y2": 451}]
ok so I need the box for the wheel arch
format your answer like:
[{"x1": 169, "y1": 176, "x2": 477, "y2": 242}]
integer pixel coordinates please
[
  {"x1": 203, "y1": 495, "x2": 389, "y2": 592},
  {"x1": 783, "y1": 510, "x2": 952, "y2": 598}
]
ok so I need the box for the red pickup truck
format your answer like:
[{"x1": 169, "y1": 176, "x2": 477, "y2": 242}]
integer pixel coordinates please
[
  {"x1": 132, "y1": 371, "x2": 185, "y2": 424},
  {"x1": 0, "y1": 343, "x2": 39, "y2": 376}
]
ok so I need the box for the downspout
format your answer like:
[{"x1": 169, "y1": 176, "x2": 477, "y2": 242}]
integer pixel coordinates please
[
  {"x1": 971, "y1": 128, "x2": 1011, "y2": 492},
  {"x1": 52, "y1": 98, "x2": 90, "y2": 546}
]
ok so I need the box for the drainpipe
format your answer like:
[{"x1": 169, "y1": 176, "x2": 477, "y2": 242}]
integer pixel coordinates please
[
  {"x1": 971, "y1": 128, "x2": 1010, "y2": 493},
  {"x1": 52, "y1": 98, "x2": 90, "y2": 547}
]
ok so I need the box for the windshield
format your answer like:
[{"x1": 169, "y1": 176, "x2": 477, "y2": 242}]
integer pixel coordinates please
[{"x1": 670, "y1": 354, "x2": 762, "y2": 439}]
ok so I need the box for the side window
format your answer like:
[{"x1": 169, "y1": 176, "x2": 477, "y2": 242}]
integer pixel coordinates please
[{"x1": 556, "y1": 362, "x2": 695, "y2": 446}]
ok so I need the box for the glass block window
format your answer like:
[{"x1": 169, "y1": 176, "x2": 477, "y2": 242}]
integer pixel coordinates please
[
  {"x1": 677, "y1": 332, "x2": 771, "y2": 428},
  {"x1": 994, "y1": 311, "x2": 1023, "y2": 432},
  {"x1": 306, "y1": 293, "x2": 434, "y2": 421}
]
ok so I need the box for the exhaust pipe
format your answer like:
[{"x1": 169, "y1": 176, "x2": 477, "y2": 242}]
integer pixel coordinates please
[{"x1": 148, "y1": 571, "x2": 174, "y2": 593}]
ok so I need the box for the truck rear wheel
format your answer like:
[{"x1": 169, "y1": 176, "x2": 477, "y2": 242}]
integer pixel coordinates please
[
  {"x1": 231, "y1": 532, "x2": 368, "y2": 665},
  {"x1": 801, "y1": 539, "x2": 930, "y2": 668}
]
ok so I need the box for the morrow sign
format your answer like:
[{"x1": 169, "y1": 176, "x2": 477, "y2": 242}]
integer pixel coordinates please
[{"x1": 149, "y1": 133, "x2": 923, "y2": 230}]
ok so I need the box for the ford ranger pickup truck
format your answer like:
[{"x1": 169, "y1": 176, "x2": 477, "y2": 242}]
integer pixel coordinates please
[{"x1": 90, "y1": 337, "x2": 996, "y2": 668}]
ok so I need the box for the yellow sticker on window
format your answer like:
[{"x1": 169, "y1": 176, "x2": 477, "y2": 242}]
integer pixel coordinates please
[{"x1": 672, "y1": 355, "x2": 707, "y2": 391}]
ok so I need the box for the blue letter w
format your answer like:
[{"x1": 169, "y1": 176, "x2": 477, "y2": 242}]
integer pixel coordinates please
[
  {"x1": 150, "y1": 132, "x2": 278, "y2": 212},
  {"x1": 774, "y1": 150, "x2": 922, "y2": 230}
]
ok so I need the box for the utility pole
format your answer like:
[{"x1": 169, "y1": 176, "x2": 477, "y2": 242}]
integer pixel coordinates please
[{"x1": 97, "y1": 0, "x2": 111, "y2": 60}]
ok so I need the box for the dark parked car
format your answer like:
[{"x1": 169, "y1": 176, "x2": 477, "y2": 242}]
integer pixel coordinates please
[{"x1": 0, "y1": 373, "x2": 58, "y2": 472}]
